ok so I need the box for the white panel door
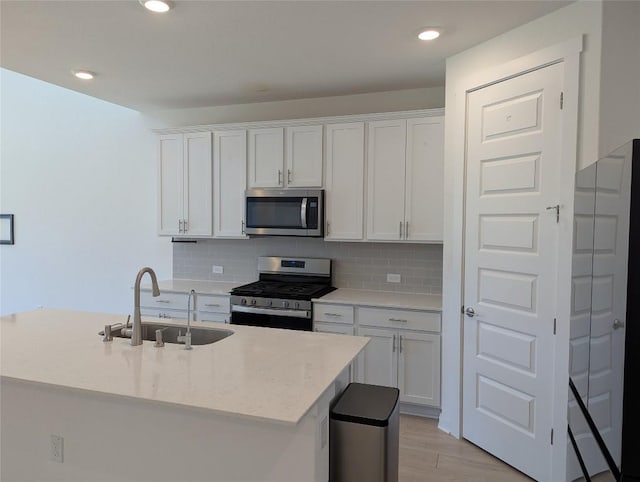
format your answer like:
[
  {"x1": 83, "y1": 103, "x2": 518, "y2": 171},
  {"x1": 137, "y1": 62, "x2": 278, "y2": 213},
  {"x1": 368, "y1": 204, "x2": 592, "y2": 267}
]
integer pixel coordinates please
[
  {"x1": 588, "y1": 152, "x2": 631, "y2": 469},
  {"x1": 285, "y1": 125, "x2": 323, "y2": 188},
  {"x1": 325, "y1": 122, "x2": 365, "y2": 240},
  {"x1": 367, "y1": 120, "x2": 406, "y2": 241},
  {"x1": 213, "y1": 130, "x2": 247, "y2": 238},
  {"x1": 405, "y1": 117, "x2": 444, "y2": 242},
  {"x1": 183, "y1": 132, "x2": 212, "y2": 236},
  {"x1": 248, "y1": 127, "x2": 284, "y2": 188},
  {"x1": 158, "y1": 134, "x2": 184, "y2": 235},
  {"x1": 357, "y1": 327, "x2": 397, "y2": 388},
  {"x1": 398, "y1": 331, "x2": 441, "y2": 407},
  {"x1": 463, "y1": 63, "x2": 563, "y2": 481}
]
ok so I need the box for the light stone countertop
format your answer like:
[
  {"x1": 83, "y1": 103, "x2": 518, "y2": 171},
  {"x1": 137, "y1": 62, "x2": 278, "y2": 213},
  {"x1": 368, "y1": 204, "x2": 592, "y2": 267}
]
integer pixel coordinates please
[
  {"x1": 141, "y1": 279, "x2": 245, "y2": 295},
  {"x1": 313, "y1": 288, "x2": 442, "y2": 311},
  {"x1": 0, "y1": 309, "x2": 367, "y2": 425}
]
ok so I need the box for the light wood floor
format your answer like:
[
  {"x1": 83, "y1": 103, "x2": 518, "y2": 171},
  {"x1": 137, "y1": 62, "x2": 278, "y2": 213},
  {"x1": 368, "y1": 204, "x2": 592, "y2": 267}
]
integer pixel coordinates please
[{"x1": 399, "y1": 415, "x2": 532, "y2": 482}]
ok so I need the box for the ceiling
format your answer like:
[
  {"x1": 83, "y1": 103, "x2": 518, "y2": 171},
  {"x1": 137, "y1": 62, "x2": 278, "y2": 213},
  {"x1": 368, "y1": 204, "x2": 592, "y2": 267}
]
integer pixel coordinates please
[{"x1": 0, "y1": 1, "x2": 570, "y2": 112}]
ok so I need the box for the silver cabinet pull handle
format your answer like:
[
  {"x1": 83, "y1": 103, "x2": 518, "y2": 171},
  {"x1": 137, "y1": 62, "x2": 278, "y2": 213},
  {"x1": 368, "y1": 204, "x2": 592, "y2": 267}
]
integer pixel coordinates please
[
  {"x1": 288, "y1": 169, "x2": 292, "y2": 184},
  {"x1": 178, "y1": 219, "x2": 183, "y2": 233},
  {"x1": 155, "y1": 299, "x2": 171, "y2": 304},
  {"x1": 392, "y1": 334, "x2": 396, "y2": 352},
  {"x1": 399, "y1": 221, "x2": 403, "y2": 239},
  {"x1": 613, "y1": 319, "x2": 625, "y2": 329},
  {"x1": 389, "y1": 318, "x2": 407, "y2": 322},
  {"x1": 204, "y1": 303, "x2": 221, "y2": 307},
  {"x1": 278, "y1": 169, "x2": 282, "y2": 185},
  {"x1": 399, "y1": 335, "x2": 403, "y2": 353},
  {"x1": 184, "y1": 219, "x2": 188, "y2": 232},
  {"x1": 325, "y1": 313, "x2": 342, "y2": 317},
  {"x1": 465, "y1": 307, "x2": 476, "y2": 318},
  {"x1": 405, "y1": 221, "x2": 409, "y2": 239},
  {"x1": 326, "y1": 222, "x2": 330, "y2": 235},
  {"x1": 241, "y1": 220, "x2": 245, "y2": 235}
]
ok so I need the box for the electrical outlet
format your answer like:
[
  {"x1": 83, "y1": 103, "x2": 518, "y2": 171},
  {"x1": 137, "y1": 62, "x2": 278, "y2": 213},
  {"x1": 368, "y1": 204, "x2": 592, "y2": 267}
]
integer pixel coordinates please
[
  {"x1": 386, "y1": 273, "x2": 401, "y2": 283},
  {"x1": 212, "y1": 265, "x2": 224, "y2": 274},
  {"x1": 50, "y1": 434, "x2": 63, "y2": 463}
]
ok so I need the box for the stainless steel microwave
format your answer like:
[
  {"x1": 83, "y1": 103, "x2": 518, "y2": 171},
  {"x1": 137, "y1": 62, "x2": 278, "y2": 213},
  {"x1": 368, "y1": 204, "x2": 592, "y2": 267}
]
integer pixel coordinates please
[{"x1": 244, "y1": 189, "x2": 324, "y2": 237}]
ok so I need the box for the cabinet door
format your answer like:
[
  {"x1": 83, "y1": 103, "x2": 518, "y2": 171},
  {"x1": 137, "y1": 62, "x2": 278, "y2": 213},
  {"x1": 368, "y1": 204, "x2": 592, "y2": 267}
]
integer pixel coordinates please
[
  {"x1": 158, "y1": 134, "x2": 184, "y2": 235},
  {"x1": 398, "y1": 331, "x2": 441, "y2": 407},
  {"x1": 248, "y1": 127, "x2": 284, "y2": 188},
  {"x1": 183, "y1": 132, "x2": 213, "y2": 236},
  {"x1": 285, "y1": 125, "x2": 323, "y2": 188},
  {"x1": 366, "y1": 120, "x2": 407, "y2": 241},
  {"x1": 214, "y1": 130, "x2": 247, "y2": 237},
  {"x1": 357, "y1": 327, "x2": 397, "y2": 388},
  {"x1": 325, "y1": 123, "x2": 365, "y2": 240},
  {"x1": 405, "y1": 117, "x2": 444, "y2": 242}
]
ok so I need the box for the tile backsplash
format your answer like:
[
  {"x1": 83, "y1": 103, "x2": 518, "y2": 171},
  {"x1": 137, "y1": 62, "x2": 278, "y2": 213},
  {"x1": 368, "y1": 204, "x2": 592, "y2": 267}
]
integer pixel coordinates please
[{"x1": 173, "y1": 238, "x2": 442, "y2": 294}]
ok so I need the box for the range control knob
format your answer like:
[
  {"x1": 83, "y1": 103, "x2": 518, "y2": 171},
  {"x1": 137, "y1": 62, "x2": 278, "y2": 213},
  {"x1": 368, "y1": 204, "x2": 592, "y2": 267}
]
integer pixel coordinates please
[
  {"x1": 241, "y1": 298, "x2": 247, "y2": 305},
  {"x1": 295, "y1": 302, "x2": 300, "y2": 309},
  {"x1": 267, "y1": 300, "x2": 273, "y2": 306},
  {"x1": 251, "y1": 298, "x2": 257, "y2": 306},
  {"x1": 283, "y1": 301, "x2": 290, "y2": 308}
]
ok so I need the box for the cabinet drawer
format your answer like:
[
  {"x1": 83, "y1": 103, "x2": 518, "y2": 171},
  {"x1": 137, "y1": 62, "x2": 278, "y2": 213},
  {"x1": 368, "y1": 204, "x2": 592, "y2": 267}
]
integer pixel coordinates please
[
  {"x1": 358, "y1": 307, "x2": 440, "y2": 332},
  {"x1": 197, "y1": 311, "x2": 229, "y2": 323},
  {"x1": 197, "y1": 294, "x2": 230, "y2": 314},
  {"x1": 313, "y1": 304, "x2": 354, "y2": 324},
  {"x1": 140, "y1": 308, "x2": 187, "y2": 320},
  {"x1": 140, "y1": 291, "x2": 187, "y2": 309}
]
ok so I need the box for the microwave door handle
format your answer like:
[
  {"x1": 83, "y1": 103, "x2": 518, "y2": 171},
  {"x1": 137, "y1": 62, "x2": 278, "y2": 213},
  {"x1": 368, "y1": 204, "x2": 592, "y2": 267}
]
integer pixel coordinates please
[{"x1": 301, "y1": 197, "x2": 308, "y2": 228}]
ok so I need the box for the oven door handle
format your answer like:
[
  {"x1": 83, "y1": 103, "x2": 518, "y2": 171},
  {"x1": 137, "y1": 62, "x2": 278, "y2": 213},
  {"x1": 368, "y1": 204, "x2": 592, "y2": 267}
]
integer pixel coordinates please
[
  {"x1": 301, "y1": 197, "x2": 308, "y2": 229},
  {"x1": 231, "y1": 305, "x2": 311, "y2": 319}
]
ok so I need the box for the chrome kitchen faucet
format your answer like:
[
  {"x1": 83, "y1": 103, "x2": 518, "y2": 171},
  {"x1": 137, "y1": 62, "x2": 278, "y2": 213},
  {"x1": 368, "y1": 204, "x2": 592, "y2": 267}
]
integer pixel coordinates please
[{"x1": 131, "y1": 267, "x2": 160, "y2": 346}]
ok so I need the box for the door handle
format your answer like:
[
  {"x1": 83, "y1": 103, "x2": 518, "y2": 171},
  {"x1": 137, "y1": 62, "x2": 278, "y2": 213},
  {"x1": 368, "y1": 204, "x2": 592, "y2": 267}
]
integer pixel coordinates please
[
  {"x1": 278, "y1": 169, "x2": 283, "y2": 186},
  {"x1": 392, "y1": 334, "x2": 396, "y2": 352},
  {"x1": 178, "y1": 219, "x2": 183, "y2": 233},
  {"x1": 399, "y1": 221, "x2": 403, "y2": 239},
  {"x1": 288, "y1": 169, "x2": 292, "y2": 184},
  {"x1": 613, "y1": 319, "x2": 625, "y2": 330},
  {"x1": 465, "y1": 307, "x2": 476, "y2": 318}
]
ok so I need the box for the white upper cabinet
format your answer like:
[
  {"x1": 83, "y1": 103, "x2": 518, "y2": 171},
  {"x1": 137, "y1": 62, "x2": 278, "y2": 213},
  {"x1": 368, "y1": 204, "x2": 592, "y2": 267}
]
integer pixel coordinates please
[
  {"x1": 366, "y1": 116, "x2": 444, "y2": 243},
  {"x1": 285, "y1": 125, "x2": 323, "y2": 188},
  {"x1": 405, "y1": 117, "x2": 444, "y2": 242},
  {"x1": 325, "y1": 122, "x2": 365, "y2": 240},
  {"x1": 367, "y1": 120, "x2": 407, "y2": 241},
  {"x1": 213, "y1": 130, "x2": 247, "y2": 238},
  {"x1": 158, "y1": 134, "x2": 184, "y2": 236},
  {"x1": 248, "y1": 125, "x2": 323, "y2": 189},
  {"x1": 158, "y1": 132, "x2": 212, "y2": 236},
  {"x1": 248, "y1": 127, "x2": 284, "y2": 188}
]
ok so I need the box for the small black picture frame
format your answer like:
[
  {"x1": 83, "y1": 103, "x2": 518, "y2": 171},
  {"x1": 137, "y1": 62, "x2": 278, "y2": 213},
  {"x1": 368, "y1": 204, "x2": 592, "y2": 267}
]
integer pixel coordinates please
[{"x1": 0, "y1": 214, "x2": 14, "y2": 245}]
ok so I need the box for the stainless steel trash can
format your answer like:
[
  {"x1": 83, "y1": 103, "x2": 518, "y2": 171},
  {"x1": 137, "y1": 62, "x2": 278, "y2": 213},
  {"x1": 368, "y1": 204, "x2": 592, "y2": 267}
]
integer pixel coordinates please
[{"x1": 330, "y1": 383, "x2": 399, "y2": 482}]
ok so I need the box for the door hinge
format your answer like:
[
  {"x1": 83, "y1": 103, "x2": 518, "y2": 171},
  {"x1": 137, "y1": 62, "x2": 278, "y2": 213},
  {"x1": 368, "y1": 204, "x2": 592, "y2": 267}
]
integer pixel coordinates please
[
  {"x1": 553, "y1": 318, "x2": 557, "y2": 335},
  {"x1": 551, "y1": 428, "x2": 554, "y2": 445},
  {"x1": 560, "y1": 92, "x2": 564, "y2": 110}
]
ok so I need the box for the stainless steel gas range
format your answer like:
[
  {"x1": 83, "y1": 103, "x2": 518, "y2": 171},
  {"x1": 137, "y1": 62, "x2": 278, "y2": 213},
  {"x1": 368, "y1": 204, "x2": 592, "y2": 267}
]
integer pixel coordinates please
[{"x1": 229, "y1": 257, "x2": 335, "y2": 331}]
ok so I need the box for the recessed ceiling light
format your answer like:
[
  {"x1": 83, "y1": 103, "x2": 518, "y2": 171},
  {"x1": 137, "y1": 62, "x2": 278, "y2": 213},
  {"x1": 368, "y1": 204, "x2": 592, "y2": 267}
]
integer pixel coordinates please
[
  {"x1": 140, "y1": 0, "x2": 172, "y2": 13},
  {"x1": 72, "y1": 70, "x2": 95, "y2": 80},
  {"x1": 418, "y1": 29, "x2": 441, "y2": 41}
]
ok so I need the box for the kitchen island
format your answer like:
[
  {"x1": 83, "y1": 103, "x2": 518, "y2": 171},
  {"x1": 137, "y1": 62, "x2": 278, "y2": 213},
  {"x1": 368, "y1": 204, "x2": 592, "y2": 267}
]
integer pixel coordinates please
[{"x1": 0, "y1": 309, "x2": 368, "y2": 482}]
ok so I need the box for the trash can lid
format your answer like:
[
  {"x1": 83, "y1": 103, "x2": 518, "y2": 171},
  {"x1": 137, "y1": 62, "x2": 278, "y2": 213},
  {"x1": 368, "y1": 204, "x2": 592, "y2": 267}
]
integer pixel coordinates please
[{"x1": 330, "y1": 383, "x2": 399, "y2": 427}]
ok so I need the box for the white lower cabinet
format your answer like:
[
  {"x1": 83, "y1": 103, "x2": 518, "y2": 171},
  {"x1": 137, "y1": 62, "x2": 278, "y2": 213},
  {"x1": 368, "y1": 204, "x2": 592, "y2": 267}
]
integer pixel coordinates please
[
  {"x1": 313, "y1": 301, "x2": 441, "y2": 409},
  {"x1": 357, "y1": 326, "x2": 440, "y2": 408},
  {"x1": 140, "y1": 290, "x2": 231, "y2": 323}
]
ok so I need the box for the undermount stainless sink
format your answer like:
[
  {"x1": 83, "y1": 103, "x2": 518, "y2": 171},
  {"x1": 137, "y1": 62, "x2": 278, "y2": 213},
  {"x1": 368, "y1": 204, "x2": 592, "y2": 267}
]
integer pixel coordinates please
[{"x1": 100, "y1": 322, "x2": 233, "y2": 346}]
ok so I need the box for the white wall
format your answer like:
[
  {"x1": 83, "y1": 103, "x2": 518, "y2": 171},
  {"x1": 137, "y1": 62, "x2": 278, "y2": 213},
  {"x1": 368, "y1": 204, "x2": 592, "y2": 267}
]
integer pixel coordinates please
[
  {"x1": 598, "y1": 1, "x2": 640, "y2": 158},
  {"x1": 440, "y1": 0, "x2": 603, "y2": 441},
  {"x1": 145, "y1": 86, "x2": 445, "y2": 127},
  {"x1": 0, "y1": 69, "x2": 172, "y2": 316}
]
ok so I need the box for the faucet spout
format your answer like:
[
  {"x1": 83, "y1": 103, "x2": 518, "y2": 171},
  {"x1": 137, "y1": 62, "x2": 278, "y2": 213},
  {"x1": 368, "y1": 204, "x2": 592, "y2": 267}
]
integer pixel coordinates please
[{"x1": 132, "y1": 267, "x2": 160, "y2": 346}]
